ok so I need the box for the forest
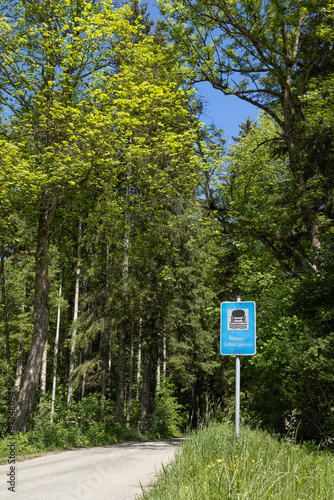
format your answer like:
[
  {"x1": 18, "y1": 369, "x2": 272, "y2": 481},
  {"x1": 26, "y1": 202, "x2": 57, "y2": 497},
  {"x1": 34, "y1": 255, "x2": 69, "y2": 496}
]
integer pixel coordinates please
[{"x1": 0, "y1": 0, "x2": 333, "y2": 445}]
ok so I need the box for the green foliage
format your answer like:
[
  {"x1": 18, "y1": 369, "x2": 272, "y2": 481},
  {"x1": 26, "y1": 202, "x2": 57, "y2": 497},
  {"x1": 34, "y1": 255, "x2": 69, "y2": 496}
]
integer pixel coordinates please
[
  {"x1": 211, "y1": 113, "x2": 318, "y2": 272},
  {"x1": 147, "y1": 381, "x2": 184, "y2": 438},
  {"x1": 0, "y1": 389, "x2": 142, "y2": 458},
  {"x1": 0, "y1": 374, "x2": 15, "y2": 438},
  {"x1": 194, "y1": 110, "x2": 334, "y2": 441},
  {"x1": 0, "y1": 0, "x2": 333, "y2": 451},
  {"x1": 0, "y1": 0, "x2": 139, "y2": 214},
  {"x1": 140, "y1": 422, "x2": 334, "y2": 499},
  {"x1": 235, "y1": 263, "x2": 334, "y2": 439},
  {"x1": 0, "y1": 0, "x2": 205, "y2": 433},
  {"x1": 159, "y1": 0, "x2": 330, "y2": 108}
]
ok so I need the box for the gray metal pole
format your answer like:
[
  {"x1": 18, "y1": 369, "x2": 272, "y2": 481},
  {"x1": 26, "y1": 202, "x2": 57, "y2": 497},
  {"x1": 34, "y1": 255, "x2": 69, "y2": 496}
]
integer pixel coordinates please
[
  {"x1": 235, "y1": 295, "x2": 241, "y2": 438},
  {"x1": 235, "y1": 355, "x2": 240, "y2": 438}
]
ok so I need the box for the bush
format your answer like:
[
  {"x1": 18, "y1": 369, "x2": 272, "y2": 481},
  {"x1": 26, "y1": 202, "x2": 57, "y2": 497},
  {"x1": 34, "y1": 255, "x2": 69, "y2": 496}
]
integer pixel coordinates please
[
  {"x1": 0, "y1": 389, "x2": 141, "y2": 458},
  {"x1": 147, "y1": 382, "x2": 184, "y2": 439}
]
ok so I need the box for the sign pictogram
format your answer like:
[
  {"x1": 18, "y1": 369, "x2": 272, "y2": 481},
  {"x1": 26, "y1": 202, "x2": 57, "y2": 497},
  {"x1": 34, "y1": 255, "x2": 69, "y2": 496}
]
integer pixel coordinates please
[{"x1": 221, "y1": 301, "x2": 256, "y2": 355}]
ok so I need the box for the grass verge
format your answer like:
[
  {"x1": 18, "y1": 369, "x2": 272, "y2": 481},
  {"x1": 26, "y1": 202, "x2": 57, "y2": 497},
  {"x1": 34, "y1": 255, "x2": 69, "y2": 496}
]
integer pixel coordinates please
[{"x1": 139, "y1": 421, "x2": 334, "y2": 499}]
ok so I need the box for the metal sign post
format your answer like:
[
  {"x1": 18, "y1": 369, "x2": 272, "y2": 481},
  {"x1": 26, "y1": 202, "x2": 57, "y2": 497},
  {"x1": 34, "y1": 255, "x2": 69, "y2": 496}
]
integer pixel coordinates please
[
  {"x1": 220, "y1": 296, "x2": 256, "y2": 438},
  {"x1": 235, "y1": 354, "x2": 240, "y2": 438},
  {"x1": 235, "y1": 296, "x2": 241, "y2": 439}
]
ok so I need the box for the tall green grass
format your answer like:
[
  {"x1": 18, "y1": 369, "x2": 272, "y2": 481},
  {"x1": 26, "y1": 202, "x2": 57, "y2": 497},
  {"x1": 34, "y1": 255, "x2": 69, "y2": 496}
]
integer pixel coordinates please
[{"x1": 140, "y1": 422, "x2": 334, "y2": 499}]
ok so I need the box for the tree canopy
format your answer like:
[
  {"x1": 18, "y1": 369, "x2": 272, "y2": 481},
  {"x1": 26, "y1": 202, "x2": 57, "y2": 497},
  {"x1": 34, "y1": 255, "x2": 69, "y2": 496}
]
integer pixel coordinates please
[{"x1": 0, "y1": 0, "x2": 333, "y2": 444}]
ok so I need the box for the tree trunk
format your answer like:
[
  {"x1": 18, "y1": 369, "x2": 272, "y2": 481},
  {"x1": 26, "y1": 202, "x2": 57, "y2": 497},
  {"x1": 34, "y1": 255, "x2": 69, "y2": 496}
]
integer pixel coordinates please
[
  {"x1": 126, "y1": 320, "x2": 135, "y2": 426},
  {"x1": 162, "y1": 329, "x2": 167, "y2": 386},
  {"x1": 116, "y1": 175, "x2": 131, "y2": 421},
  {"x1": 108, "y1": 332, "x2": 112, "y2": 372},
  {"x1": 15, "y1": 339, "x2": 24, "y2": 394},
  {"x1": 286, "y1": 137, "x2": 321, "y2": 255},
  {"x1": 67, "y1": 219, "x2": 82, "y2": 407},
  {"x1": 141, "y1": 348, "x2": 152, "y2": 422},
  {"x1": 140, "y1": 338, "x2": 157, "y2": 427},
  {"x1": 107, "y1": 246, "x2": 112, "y2": 378},
  {"x1": 1, "y1": 243, "x2": 10, "y2": 365},
  {"x1": 157, "y1": 321, "x2": 166, "y2": 390},
  {"x1": 156, "y1": 353, "x2": 161, "y2": 390},
  {"x1": 15, "y1": 192, "x2": 57, "y2": 432},
  {"x1": 78, "y1": 350, "x2": 86, "y2": 399},
  {"x1": 101, "y1": 243, "x2": 110, "y2": 418},
  {"x1": 100, "y1": 333, "x2": 107, "y2": 417},
  {"x1": 136, "y1": 312, "x2": 143, "y2": 401},
  {"x1": 40, "y1": 341, "x2": 48, "y2": 395},
  {"x1": 101, "y1": 368, "x2": 106, "y2": 418},
  {"x1": 16, "y1": 289, "x2": 27, "y2": 392},
  {"x1": 81, "y1": 364, "x2": 86, "y2": 399},
  {"x1": 51, "y1": 277, "x2": 62, "y2": 424},
  {"x1": 281, "y1": 83, "x2": 322, "y2": 259},
  {"x1": 116, "y1": 325, "x2": 127, "y2": 420}
]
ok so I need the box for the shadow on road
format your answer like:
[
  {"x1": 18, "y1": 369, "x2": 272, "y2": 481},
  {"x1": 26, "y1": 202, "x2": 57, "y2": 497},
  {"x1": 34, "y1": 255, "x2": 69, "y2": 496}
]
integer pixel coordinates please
[{"x1": 97, "y1": 438, "x2": 186, "y2": 451}]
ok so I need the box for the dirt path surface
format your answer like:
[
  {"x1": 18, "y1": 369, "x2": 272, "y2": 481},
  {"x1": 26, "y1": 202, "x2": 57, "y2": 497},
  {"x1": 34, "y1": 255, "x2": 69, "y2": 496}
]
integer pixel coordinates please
[{"x1": 0, "y1": 439, "x2": 182, "y2": 499}]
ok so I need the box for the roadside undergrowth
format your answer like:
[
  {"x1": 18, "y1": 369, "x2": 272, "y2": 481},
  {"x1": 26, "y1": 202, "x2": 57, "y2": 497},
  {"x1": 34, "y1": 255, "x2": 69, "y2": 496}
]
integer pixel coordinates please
[{"x1": 139, "y1": 421, "x2": 334, "y2": 500}]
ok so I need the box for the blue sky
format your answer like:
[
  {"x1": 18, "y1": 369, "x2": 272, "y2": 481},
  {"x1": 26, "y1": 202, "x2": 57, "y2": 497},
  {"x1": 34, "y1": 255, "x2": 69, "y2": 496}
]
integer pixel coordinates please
[
  {"x1": 194, "y1": 81, "x2": 259, "y2": 144},
  {"x1": 147, "y1": 1, "x2": 260, "y2": 144}
]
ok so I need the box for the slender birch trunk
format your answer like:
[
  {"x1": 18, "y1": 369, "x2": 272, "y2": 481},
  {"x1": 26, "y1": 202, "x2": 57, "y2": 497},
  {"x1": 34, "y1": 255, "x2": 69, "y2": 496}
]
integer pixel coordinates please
[
  {"x1": 162, "y1": 327, "x2": 167, "y2": 386},
  {"x1": 15, "y1": 340, "x2": 24, "y2": 393},
  {"x1": 156, "y1": 351, "x2": 161, "y2": 390},
  {"x1": 67, "y1": 219, "x2": 82, "y2": 407},
  {"x1": 51, "y1": 276, "x2": 62, "y2": 424},
  {"x1": 136, "y1": 314, "x2": 142, "y2": 401},
  {"x1": 108, "y1": 333, "x2": 112, "y2": 372},
  {"x1": 40, "y1": 341, "x2": 48, "y2": 395}
]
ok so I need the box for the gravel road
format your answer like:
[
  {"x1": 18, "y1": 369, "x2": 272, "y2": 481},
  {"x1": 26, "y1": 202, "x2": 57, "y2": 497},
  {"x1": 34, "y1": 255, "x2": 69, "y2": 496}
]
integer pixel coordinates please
[{"x1": 0, "y1": 439, "x2": 182, "y2": 499}]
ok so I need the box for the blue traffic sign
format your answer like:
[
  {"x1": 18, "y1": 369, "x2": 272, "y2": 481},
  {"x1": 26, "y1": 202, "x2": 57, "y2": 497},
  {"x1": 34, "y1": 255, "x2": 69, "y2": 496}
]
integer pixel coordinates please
[{"x1": 221, "y1": 301, "x2": 256, "y2": 355}]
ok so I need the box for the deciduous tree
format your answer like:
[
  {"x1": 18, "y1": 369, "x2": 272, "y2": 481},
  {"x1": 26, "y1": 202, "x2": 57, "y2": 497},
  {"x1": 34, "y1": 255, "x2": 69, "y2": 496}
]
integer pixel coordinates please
[
  {"x1": 0, "y1": 0, "x2": 143, "y2": 432},
  {"x1": 159, "y1": 0, "x2": 333, "y2": 259}
]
